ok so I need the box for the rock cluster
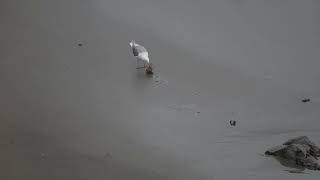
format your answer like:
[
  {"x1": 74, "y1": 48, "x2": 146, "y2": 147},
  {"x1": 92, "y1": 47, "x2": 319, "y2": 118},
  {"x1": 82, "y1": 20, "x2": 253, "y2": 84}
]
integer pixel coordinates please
[{"x1": 265, "y1": 136, "x2": 320, "y2": 170}]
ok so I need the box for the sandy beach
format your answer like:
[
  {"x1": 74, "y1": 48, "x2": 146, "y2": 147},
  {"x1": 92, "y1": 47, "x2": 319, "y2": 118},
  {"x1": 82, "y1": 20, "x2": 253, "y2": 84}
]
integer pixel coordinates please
[{"x1": 1, "y1": 0, "x2": 320, "y2": 179}]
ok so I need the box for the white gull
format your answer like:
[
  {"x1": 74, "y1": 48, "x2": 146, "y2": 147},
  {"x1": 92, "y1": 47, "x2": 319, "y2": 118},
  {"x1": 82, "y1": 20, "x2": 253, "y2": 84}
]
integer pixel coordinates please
[{"x1": 129, "y1": 40, "x2": 150, "y2": 69}]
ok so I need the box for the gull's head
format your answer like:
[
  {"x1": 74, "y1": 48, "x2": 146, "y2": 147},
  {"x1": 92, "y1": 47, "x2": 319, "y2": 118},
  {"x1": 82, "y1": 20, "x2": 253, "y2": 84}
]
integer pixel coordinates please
[{"x1": 129, "y1": 40, "x2": 136, "y2": 47}]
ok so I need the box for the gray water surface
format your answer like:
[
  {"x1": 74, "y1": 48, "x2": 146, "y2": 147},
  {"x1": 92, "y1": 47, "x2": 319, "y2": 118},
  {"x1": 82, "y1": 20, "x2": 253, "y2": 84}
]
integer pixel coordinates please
[{"x1": 1, "y1": 0, "x2": 320, "y2": 179}]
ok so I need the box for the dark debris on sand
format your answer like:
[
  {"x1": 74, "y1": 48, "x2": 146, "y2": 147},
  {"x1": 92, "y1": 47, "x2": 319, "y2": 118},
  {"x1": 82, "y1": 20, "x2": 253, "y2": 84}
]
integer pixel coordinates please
[
  {"x1": 265, "y1": 136, "x2": 320, "y2": 171},
  {"x1": 229, "y1": 120, "x2": 236, "y2": 126},
  {"x1": 301, "y1": 98, "x2": 311, "y2": 103}
]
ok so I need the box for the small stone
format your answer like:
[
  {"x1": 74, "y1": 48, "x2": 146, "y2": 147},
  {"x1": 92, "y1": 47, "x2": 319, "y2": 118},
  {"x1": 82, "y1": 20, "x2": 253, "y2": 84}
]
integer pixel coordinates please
[
  {"x1": 266, "y1": 136, "x2": 320, "y2": 171},
  {"x1": 301, "y1": 98, "x2": 311, "y2": 103},
  {"x1": 229, "y1": 120, "x2": 236, "y2": 126}
]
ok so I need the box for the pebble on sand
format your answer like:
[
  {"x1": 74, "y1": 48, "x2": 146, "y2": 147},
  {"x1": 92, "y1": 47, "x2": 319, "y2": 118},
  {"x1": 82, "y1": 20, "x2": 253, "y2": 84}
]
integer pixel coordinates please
[
  {"x1": 301, "y1": 98, "x2": 311, "y2": 103},
  {"x1": 230, "y1": 120, "x2": 236, "y2": 126}
]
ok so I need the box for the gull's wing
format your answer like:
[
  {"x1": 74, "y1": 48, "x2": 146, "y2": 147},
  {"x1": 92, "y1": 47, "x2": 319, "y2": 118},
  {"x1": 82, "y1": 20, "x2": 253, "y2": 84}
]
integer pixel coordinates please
[{"x1": 132, "y1": 44, "x2": 147, "y2": 57}]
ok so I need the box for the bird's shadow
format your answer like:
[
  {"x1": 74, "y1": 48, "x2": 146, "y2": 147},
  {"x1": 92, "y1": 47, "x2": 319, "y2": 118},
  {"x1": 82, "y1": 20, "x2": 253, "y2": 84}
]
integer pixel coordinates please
[{"x1": 135, "y1": 69, "x2": 154, "y2": 79}]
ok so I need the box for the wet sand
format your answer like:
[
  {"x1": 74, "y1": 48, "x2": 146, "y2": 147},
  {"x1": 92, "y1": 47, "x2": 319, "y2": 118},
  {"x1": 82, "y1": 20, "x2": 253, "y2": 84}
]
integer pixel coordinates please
[{"x1": 1, "y1": 0, "x2": 320, "y2": 179}]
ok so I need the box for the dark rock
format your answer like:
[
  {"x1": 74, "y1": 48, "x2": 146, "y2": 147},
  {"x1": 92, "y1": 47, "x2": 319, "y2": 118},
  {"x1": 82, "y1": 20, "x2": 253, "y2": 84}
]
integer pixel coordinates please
[
  {"x1": 283, "y1": 136, "x2": 320, "y2": 157},
  {"x1": 301, "y1": 98, "x2": 311, "y2": 103},
  {"x1": 229, "y1": 120, "x2": 236, "y2": 126},
  {"x1": 265, "y1": 145, "x2": 286, "y2": 156},
  {"x1": 265, "y1": 136, "x2": 320, "y2": 170}
]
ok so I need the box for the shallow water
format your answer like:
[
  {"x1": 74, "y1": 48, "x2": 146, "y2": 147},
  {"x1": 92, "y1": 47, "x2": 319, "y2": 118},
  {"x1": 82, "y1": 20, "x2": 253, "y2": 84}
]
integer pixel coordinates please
[{"x1": 1, "y1": 0, "x2": 320, "y2": 179}]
